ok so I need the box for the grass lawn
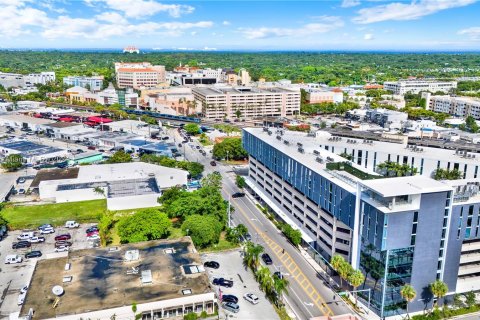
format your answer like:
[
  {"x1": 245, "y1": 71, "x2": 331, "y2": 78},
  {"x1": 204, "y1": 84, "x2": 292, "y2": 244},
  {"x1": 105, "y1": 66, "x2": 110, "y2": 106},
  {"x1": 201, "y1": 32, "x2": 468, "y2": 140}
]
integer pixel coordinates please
[
  {"x1": 200, "y1": 232, "x2": 240, "y2": 253},
  {"x1": 1, "y1": 200, "x2": 106, "y2": 230}
]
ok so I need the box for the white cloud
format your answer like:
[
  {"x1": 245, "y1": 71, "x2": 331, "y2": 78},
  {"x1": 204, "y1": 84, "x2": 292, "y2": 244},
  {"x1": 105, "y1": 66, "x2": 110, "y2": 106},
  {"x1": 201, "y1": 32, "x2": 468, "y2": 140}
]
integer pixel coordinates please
[
  {"x1": 353, "y1": 0, "x2": 477, "y2": 24},
  {"x1": 240, "y1": 16, "x2": 343, "y2": 39},
  {"x1": 0, "y1": 2, "x2": 50, "y2": 37},
  {"x1": 222, "y1": 20, "x2": 230, "y2": 26},
  {"x1": 101, "y1": 0, "x2": 194, "y2": 18},
  {"x1": 458, "y1": 27, "x2": 480, "y2": 40},
  {"x1": 190, "y1": 31, "x2": 197, "y2": 36},
  {"x1": 341, "y1": 0, "x2": 361, "y2": 8},
  {"x1": 95, "y1": 11, "x2": 128, "y2": 24},
  {"x1": 39, "y1": 1, "x2": 68, "y2": 14},
  {"x1": 364, "y1": 33, "x2": 374, "y2": 40}
]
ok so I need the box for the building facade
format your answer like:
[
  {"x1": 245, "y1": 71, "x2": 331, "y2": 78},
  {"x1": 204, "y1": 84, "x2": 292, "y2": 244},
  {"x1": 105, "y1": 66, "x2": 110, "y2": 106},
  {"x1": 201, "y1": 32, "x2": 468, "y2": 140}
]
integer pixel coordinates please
[
  {"x1": 383, "y1": 80, "x2": 457, "y2": 95},
  {"x1": 24, "y1": 72, "x2": 56, "y2": 85},
  {"x1": 115, "y1": 62, "x2": 166, "y2": 89},
  {"x1": 242, "y1": 127, "x2": 480, "y2": 318},
  {"x1": 192, "y1": 87, "x2": 300, "y2": 120},
  {"x1": 305, "y1": 89, "x2": 344, "y2": 104},
  {"x1": 63, "y1": 75, "x2": 104, "y2": 92},
  {"x1": 424, "y1": 94, "x2": 480, "y2": 120}
]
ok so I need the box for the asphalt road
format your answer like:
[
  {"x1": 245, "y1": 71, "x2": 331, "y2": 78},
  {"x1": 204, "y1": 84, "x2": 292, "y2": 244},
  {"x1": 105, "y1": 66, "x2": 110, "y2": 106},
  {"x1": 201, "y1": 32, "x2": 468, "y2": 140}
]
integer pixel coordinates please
[{"x1": 171, "y1": 128, "x2": 351, "y2": 320}]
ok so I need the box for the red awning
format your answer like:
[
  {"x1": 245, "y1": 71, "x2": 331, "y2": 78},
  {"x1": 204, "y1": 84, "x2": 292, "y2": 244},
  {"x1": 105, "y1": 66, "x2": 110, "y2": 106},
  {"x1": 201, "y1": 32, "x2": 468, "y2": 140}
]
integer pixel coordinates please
[{"x1": 87, "y1": 116, "x2": 112, "y2": 124}]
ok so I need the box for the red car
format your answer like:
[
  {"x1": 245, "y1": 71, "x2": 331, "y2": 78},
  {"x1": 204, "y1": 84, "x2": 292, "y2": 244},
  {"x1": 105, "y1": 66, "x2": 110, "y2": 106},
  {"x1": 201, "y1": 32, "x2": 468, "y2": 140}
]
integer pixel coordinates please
[
  {"x1": 54, "y1": 234, "x2": 71, "y2": 241},
  {"x1": 86, "y1": 231, "x2": 99, "y2": 237}
]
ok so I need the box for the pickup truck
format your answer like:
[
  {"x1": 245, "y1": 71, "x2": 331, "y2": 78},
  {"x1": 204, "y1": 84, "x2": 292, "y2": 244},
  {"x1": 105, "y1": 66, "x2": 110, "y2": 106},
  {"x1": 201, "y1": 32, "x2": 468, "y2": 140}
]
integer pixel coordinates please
[
  {"x1": 28, "y1": 236, "x2": 46, "y2": 243},
  {"x1": 17, "y1": 232, "x2": 34, "y2": 241}
]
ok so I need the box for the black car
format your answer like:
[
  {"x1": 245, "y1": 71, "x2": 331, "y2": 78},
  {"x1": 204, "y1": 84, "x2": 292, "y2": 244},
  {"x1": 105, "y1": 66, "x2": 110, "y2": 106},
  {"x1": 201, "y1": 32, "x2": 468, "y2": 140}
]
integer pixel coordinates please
[
  {"x1": 25, "y1": 250, "x2": 42, "y2": 259},
  {"x1": 243, "y1": 233, "x2": 252, "y2": 242},
  {"x1": 12, "y1": 241, "x2": 31, "y2": 249},
  {"x1": 86, "y1": 226, "x2": 99, "y2": 233},
  {"x1": 204, "y1": 261, "x2": 220, "y2": 269},
  {"x1": 262, "y1": 253, "x2": 273, "y2": 265},
  {"x1": 55, "y1": 241, "x2": 73, "y2": 248},
  {"x1": 213, "y1": 278, "x2": 233, "y2": 287},
  {"x1": 232, "y1": 192, "x2": 246, "y2": 198},
  {"x1": 222, "y1": 294, "x2": 239, "y2": 304},
  {"x1": 274, "y1": 271, "x2": 283, "y2": 279}
]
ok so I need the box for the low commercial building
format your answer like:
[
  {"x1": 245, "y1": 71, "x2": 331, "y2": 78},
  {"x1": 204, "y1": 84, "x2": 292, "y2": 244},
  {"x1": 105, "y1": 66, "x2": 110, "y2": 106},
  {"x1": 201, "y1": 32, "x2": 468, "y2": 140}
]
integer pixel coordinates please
[
  {"x1": 192, "y1": 86, "x2": 300, "y2": 120},
  {"x1": 0, "y1": 113, "x2": 54, "y2": 132},
  {"x1": 0, "y1": 72, "x2": 24, "y2": 88},
  {"x1": 44, "y1": 122, "x2": 96, "y2": 140},
  {"x1": 115, "y1": 62, "x2": 166, "y2": 89},
  {"x1": 383, "y1": 79, "x2": 457, "y2": 95},
  {"x1": 305, "y1": 88, "x2": 343, "y2": 104},
  {"x1": 365, "y1": 108, "x2": 408, "y2": 128},
  {"x1": 20, "y1": 238, "x2": 216, "y2": 320},
  {"x1": 106, "y1": 120, "x2": 160, "y2": 138},
  {"x1": 67, "y1": 151, "x2": 103, "y2": 166},
  {"x1": 0, "y1": 139, "x2": 68, "y2": 165},
  {"x1": 63, "y1": 75, "x2": 104, "y2": 92},
  {"x1": 24, "y1": 71, "x2": 55, "y2": 85},
  {"x1": 38, "y1": 162, "x2": 188, "y2": 210},
  {"x1": 0, "y1": 71, "x2": 55, "y2": 88}
]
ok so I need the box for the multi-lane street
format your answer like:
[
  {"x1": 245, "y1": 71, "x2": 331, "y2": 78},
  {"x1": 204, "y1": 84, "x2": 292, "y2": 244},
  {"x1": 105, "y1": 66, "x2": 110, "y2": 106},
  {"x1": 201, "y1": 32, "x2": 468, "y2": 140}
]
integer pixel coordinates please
[{"x1": 171, "y1": 128, "x2": 352, "y2": 320}]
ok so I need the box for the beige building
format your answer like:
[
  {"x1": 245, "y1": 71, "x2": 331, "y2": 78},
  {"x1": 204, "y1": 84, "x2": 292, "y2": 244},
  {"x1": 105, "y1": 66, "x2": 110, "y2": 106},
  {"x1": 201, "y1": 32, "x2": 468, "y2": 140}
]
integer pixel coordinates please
[
  {"x1": 115, "y1": 62, "x2": 166, "y2": 89},
  {"x1": 192, "y1": 86, "x2": 300, "y2": 120},
  {"x1": 423, "y1": 93, "x2": 480, "y2": 120}
]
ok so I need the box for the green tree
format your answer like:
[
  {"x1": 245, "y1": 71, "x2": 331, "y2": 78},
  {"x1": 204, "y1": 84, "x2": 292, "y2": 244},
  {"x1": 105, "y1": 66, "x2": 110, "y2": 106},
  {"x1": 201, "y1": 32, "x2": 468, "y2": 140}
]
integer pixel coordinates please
[
  {"x1": 212, "y1": 138, "x2": 247, "y2": 161},
  {"x1": 235, "y1": 109, "x2": 242, "y2": 119},
  {"x1": 243, "y1": 241, "x2": 264, "y2": 271},
  {"x1": 430, "y1": 280, "x2": 448, "y2": 307},
  {"x1": 117, "y1": 209, "x2": 171, "y2": 243},
  {"x1": 348, "y1": 270, "x2": 365, "y2": 306},
  {"x1": 256, "y1": 266, "x2": 274, "y2": 294},
  {"x1": 1, "y1": 154, "x2": 23, "y2": 171},
  {"x1": 184, "y1": 123, "x2": 200, "y2": 135},
  {"x1": 181, "y1": 214, "x2": 223, "y2": 248},
  {"x1": 465, "y1": 291, "x2": 476, "y2": 308},
  {"x1": 273, "y1": 275, "x2": 290, "y2": 306},
  {"x1": 280, "y1": 223, "x2": 302, "y2": 246},
  {"x1": 331, "y1": 254, "x2": 349, "y2": 287},
  {"x1": 400, "y1": 284, "x2": 417, "y2": 319},
  {"x1": 105, "y1": 150, "x2": 132, "y2": 163},
  {"x1": 236, "y1": 175, "x2": 246, "y2": 189},
  {"x1": 225, "y1": 224, "x2": 248, "y2": 244}
]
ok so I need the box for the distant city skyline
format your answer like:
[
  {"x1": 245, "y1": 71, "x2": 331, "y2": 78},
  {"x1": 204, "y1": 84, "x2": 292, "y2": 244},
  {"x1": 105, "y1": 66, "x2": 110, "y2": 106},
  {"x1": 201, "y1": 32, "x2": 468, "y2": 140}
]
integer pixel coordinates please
[{"x1": 1, "y1": 0, "x2": 480, "y2": 51}]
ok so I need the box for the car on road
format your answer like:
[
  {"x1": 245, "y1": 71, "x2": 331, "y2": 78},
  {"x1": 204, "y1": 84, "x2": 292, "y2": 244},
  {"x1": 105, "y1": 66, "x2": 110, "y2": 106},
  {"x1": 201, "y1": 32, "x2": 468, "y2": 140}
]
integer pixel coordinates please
[
  {"x1": 86, "y1": 226, "x2": 99, "y2": 233},
  {"x1": 40, "y1": 227, "x2": 55, "y2": 234},
  {"x1": 232, "y1": 192, "x2": 246, "y2": 198},
  {"x1": 203, "y1": 261, "x2": 220, "y2": 269},
  {"x1": 55, "y1": 241, "x2": 72, "y2": 248},
  {"x1": 87, "y1": 146, "x2": 96, "y2": 150},
  {"x1": 76, "y1": 149, "x2": 84, "y2": 153},
  {"x1": 25, "y1": 250, "x2": 42, "y2": 259},
  {"x1": 243, "y1": 293, "x2": 259, "y2": 305},
  {"x1": 222, "y1": 294, "x2": 238, "y2": 304},
  {"x1": 196, "y1": 145, "x2": 200, "y2": 149},
  {"x1": 12, "y1": 241, "x2": 31, "y2": 249},
  {"x1": 54, "y1": 234, "x2": 71, "y2": 241},
  {"x1": 210, "y1": 160, "x2": 216, "y2": 166},
  {"x1": 28, "y1": 236, "x2": 45, "y2": 243},
  {"x1": 213, "y1": 278, "x2": 233, "y2": 287},
  {"x1": 222, "y1": 302, "x2": 239, "y2": 313},
  {"x1": 262, "y1": 253, "x2": 273, "y2": 265},
  {"x1": 54, "y1": 246, "x2": 69, "y2": 253}
]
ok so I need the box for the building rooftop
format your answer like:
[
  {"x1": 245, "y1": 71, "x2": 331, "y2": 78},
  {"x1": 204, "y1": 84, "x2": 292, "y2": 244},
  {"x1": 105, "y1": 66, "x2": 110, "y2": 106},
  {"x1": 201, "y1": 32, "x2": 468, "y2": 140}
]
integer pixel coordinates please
[
  {"x1": 20, "y1": 238, "x2": 212, "y2": 319},
  {"x1": 193, "y1": 86, "x2": 298, "y2": 96},
  {"x1": 360, "y1": 175, "x2": 451, "y2": 198},
  {"x1": 0, "y1": 140, "x2": 65, "y2": 158},
  {"x1": 45, "y1": 122, "x2": 82, "y2": 129},
  {"x1": 0, "y1": 113, "x2": 55, "y2": 125}
]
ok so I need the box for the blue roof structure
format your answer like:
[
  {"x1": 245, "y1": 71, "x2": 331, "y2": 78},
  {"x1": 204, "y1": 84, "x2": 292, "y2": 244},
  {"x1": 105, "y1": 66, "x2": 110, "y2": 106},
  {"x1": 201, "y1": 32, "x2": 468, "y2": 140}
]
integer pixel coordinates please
[{"x1": 0, "y1": 140, "x2": 64, "y2": 158}]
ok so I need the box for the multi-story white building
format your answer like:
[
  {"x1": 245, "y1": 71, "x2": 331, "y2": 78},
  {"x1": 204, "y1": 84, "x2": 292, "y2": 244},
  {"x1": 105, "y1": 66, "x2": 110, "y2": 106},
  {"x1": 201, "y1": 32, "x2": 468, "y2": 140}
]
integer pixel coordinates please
[
  {"x1": 305, "y1": 88, "x2": 344, "y2": 104},
  {"x1": 383, "y1": 79, "x2": 457, "y2": 95},
  {"x1": 424, "y1": 93, "x2": 480, "y2": 120},
  {"x1": 192, "y1": 86, "x2": 300, "y2": 120},
  {"x1": 24, "y1": 72, "x2": 56, "y2": 85},
  {"x1": 63, "y1": 75, "x2": 104, "y2": 92},
  {"x1": 97, "y1": 84, "x2": 139, "y2": 108},
  {"x1": 115, "y1": 62, "x2": 166, "y2": 89}
]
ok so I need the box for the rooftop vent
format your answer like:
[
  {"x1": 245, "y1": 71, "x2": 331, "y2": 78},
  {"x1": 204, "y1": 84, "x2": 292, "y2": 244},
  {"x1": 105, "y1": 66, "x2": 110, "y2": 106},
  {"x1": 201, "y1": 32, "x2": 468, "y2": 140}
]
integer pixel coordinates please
[
  {"x1": 163, "y1": 248, "x2": 175, "y2": 254},
  {"x1": 124, "y1": 249, "x2": 140, "y2": 261},
  {"x1": 182, "y1": 289, "x2": 192, "y2": 295}
]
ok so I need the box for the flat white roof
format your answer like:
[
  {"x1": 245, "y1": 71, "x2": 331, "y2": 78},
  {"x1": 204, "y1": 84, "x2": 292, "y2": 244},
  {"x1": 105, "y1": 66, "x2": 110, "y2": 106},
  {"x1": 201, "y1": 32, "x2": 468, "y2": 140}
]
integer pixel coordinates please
[
  {"x1": 0, "y1": 113, "x2": 55, "y2": 125},
  {"x1": 360, "y1": 175, "x2": 451, "y2": 197}
]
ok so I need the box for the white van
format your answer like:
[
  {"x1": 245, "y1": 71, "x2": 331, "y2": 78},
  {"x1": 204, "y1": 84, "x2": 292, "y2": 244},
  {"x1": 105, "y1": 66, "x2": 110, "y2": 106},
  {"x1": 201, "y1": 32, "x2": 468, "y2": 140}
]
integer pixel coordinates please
[
  {"x1": 17, "y1": 232, "x2": 34, "y2": 241},
  {"x1": 65, "y1": 221, "x2": 79, "y2": 228},
  {"x1": 5, "y1": 255, "x2": 23, "y2": 264}
]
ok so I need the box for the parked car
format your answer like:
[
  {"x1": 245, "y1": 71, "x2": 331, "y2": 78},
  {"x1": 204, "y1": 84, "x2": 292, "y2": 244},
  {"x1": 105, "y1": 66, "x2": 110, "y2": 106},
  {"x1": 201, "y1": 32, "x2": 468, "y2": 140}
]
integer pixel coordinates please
[
  {"x1": 25, "y1": 250, "x2": 42, "y2": 259},
  {"x1": 232, "y1": 192, "x2": 246, "y2": 198},
  {"x1": 195, "y1": 145, "x2": 200, "y2": 149},
  {"x1": 20, "y1": 285, "x2": 28, "y2": 294},
  {"x1": 243, "y1": 293, "x2": 259, "y2": 305},
  {"x1": 87, "y1": 234, "x2": 100, "y2": 240},
  {"x1": 18, "y1": 177, "x2": 26, "y2": 183},
  {"x1": 262, "y1": 253, "x2": 273, "y2": 265},
  {"x1": 54, "y1": 234, "x2": 71, "y2": 241},
  {"x1": 5, "y1": 254, "x2": 23, "y2": 264},
  {"x1": 222, "y1": 295, "x2": 238, "y2": 304},
  {"x1": 28, "y1": 236, "x2": 45, "y2": 243},
  {"x1": 203, "y1": 261, "x2": 220, "y2": 269},
  {"x1": 38, "y1": 224, "x2": 52, "y2": 230},
  {"x1": 210, "y1": 161, "x2": 216, "y2": 166},
  {"x1": 40, "y1": 227, "x2": 55, "y2": 234},
  {"x1": 86, "y1": 226, "x2": 99, "y2": 233},
  {"x1": 18, "y1": 292, "x2": 26, "y2": 305},
  {"x1": 243, "y1": 233, "x2": 252, "y2": 242},
  {"x1": 274, "y1": 271, "x2": 283, "y2": 279},
  {"x1": 87, "y1": 146, "x2": 96, "y2": 150},
  {"x1": 222, "y1": 302, "x2": 239, "y2": 313},
  {"x1": 55, "y1": 241, "x2": 72, "y2": 248},
  {"x1": 12, "y1": 241, "x2": 31, "y2": 249},
  {"x1": 18, "y1": 189, "x2": 26, "y2": 194},
  {"x1": 213, "y1": 278, "x2": 233, "y2": 287},
  {"x1": 65, "y1": 221, "x2": 79, "y2": 228},
  {"x1": 86, "y1": 231, "x2": 99, "y2": 237},
  {"x1": 17, "y1": 232, "x2": 34, "y2": 241},
  {"x1": 54, "y1": 246, "x2": 69, "y2": 253}
]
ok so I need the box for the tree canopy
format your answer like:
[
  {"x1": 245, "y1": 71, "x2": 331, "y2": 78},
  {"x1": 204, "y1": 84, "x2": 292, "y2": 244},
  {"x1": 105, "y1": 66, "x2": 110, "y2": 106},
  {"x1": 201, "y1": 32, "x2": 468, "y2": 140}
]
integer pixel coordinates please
[
  {"x1": 141, "y1": 154, "x2": 204, "y2": 178},
  {"x1": 1, "y1": 154, "x2": 23, "y2": 171},
  {"x1": 212, "y1": 138, "x2": 247, "y2": 161},
  {"x1": 117, "y1": 208, "x2": 171, "y2": 243},
  {"x1": 184, "y1": 123, "x2": 200, "y2": 135},
  {"x1": 181, "y1": 214, "x2": 223, "y2": 248},
  {"x1": 105, "y1": 150, "x2": 132, "y2": 163}
]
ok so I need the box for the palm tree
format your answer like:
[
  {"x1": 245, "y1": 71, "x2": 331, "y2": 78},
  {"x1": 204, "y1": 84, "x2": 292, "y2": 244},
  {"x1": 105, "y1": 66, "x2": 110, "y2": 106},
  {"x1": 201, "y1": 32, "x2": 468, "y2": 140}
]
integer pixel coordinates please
[
  {"x1": 243, "y1": 242, "x2": 264, "y2": 271},
  {"x1": 273, "y1": 276, "x2": 290, "y2": 306},
  {"x1": 430, "y1": 280, "x2": 448, "y2": 308},
  {"x1": 348, "y1": 270, "x2": 365, "y2": 306},
  {"x1": 256, "y1": 266, "x2": 274, "y2": 294},
  {"x1": 400, "y1": 284, "x2": 417, "y2": 319},
  {"x1": 331, "y1": 254, "x2": 347, "y2": 287}
]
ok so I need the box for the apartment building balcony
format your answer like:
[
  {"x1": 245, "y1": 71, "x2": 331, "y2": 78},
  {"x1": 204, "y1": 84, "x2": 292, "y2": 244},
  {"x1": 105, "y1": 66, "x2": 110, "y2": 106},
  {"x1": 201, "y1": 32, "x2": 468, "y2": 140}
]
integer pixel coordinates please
[
  {"x1": 462, "y1": 240, "x2": 480, "y2": 252},
  {"x1": 458, "y1": 263, "x2": 480, "y2": 277},
  {"x1": 460, "y1": 252, "x2": 480, "y2": 264}
]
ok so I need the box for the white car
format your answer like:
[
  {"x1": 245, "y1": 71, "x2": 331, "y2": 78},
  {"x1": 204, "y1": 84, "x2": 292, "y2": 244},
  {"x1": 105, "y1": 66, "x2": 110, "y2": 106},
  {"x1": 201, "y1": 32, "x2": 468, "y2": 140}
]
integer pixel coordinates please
[
  {"x1": 17, "y1": 232, "x2": 34, "y2": 241},
  {"x1": 18, "y1": 292, "x2": 26, "y2": 305},
  {"x1": 243, "y1": 293, "x2": 259, "y2": 305},
  {"x1": 5, "y1": 255, "x2": 23, "y2": 264},
  {"x1": 28, "y1": 236, "x2": 45, "y2": 243},
  {"x1": 40, "y1": 227, "x2": 55, "y2": 234},
  {"x1": 87, "y1": 234, "x2": 100, "y2": 240},
  {"x1": 54, "y1": 246, "x2": 69, "y2": 253},
  {"x1": 20, "y1": 285, "x2": 28, "y2": 294}
]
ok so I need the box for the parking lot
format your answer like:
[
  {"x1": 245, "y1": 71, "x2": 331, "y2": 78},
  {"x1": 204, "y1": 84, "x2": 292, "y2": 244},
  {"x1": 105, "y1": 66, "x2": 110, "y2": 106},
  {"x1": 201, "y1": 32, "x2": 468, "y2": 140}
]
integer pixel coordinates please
[
  {"x1": 0, "y1": 223, "x2": 97, "y2": 317},
  {"x1": 201, "y1": 250, "x2": 279, "y2": 320}
]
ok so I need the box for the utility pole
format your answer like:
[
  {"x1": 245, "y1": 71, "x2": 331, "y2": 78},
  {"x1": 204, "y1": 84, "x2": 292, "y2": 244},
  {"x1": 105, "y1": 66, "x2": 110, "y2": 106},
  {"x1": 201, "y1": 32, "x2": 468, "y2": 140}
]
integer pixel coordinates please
[{"x1": 227, "y1": 196, "x2": 231, "y2": 228}]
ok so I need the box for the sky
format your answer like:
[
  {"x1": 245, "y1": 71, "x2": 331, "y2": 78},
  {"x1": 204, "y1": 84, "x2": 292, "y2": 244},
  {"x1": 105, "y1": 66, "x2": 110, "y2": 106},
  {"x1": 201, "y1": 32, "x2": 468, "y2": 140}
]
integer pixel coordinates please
[{"x1": 1, "y1": 0, "x2": 480, "y2": 51}]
